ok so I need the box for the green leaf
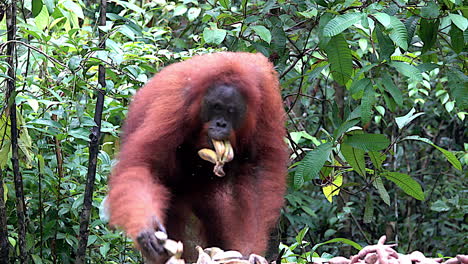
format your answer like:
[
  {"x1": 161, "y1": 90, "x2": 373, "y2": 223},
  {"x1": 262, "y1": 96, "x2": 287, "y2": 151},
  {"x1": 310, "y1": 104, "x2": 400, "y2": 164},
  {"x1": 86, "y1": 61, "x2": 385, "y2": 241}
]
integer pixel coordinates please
[
  {"x1": 369, "y1": 151, "x2": 386, "y2": 170},
  {"x1": 447, "y1": 70, "x2": 468, "y2": 110},
  {"x1": 318, "y1": 13, "x2": 333, "y2": 48},
  {"x1": 373, "y1": 177, "x2": 390, "y2": 205},
  {"x1": 390, "y1": 61, "x2": 422, "y2": 81},
  {"x1": 173, "y1": 4, "x2": 187, "y2": 16},
  {"x1": 395, "y1": 108, "x2": 424, "y2": 129},
  {"x1": 360, "y1": 84, "x2": 375, "y2": 124},
  {"x1": 187, "y1": 7, "x2": 201, "y2": 21},
  {"x1": 68, "y1": 56, "x2": 82, "y2": 71},
  {"x1": 341, "y1": 143, "x2": 366, "y2": 176},
  {"x1": 373, "y1": 12, "x2": 391, "y2": 27},
  {"x1": 32, "y1": 254, "x2": 43, "y2": 264},
  {"x1": 203, "y1": 28, "x2": 227, "y2": 45},
  {"x1": 349, "y1": 78, "x2": 372, "y2": 100},
  {"x1": 382, "y1": 172, "x2": 425, "y2": 200},
  {"x1": 28, "y1": 119, "x2": 63, "y2": 129},
  {"x1": 251, "y1": 25, "x2": 272, "y2": 44},
  {"x1": 404, "y1": 16, "x2": 419, "y2": 47},
  {"x1": 381, "y1": 73, "x2": 403, "y2": 106},
  {"x1": 0, "y1": 140, "x2": 11, "y2": 170},
  {"x1": 219, "y1": 0, "x2": 231, "y2": 9},
  {"x1": 430, "y1": 200, "x2": 450, "y2": 212},
  {"x1": 323, "y1": 13, "x2": 363, "y2": 37},
  {"x1": 449, "y1": 14, "x2": 468, "y2": 31},
  {"x1": 295, "y1": 142, "x2": 333, "y2": 189},
  {"x1": 363, "y1": 194, "x2": 374, "y2": 223},
  {"x1": 450, "y1": 24, "x2": 465, "y2": 54},
  {"x1": 34, "y1": 3, "x2": 49, "y2": 30},
  {"x1": 421, "y1": 1, "x2": 440, "y2": 19},
  {"x1": 344, "y1": 134, "x2": 390, "y2": 151},
  {"x1": 100, "y1": 243, "x2": 110, "y2": 257},
  {"x1": 402, "y1": 136, "x2": 462, "y2": 170},
  {"x1": 311, "y1": 238, "x2": 362, "y2": 253},
  {"x1": 68, "y1": 128, "x2": 91, "y2": 141},
  {"x1": 325, "y1": 34, "x2": 352, "y2": 85},
  {"x1": 298, "y1": 8, "x2": 318, "y2": 18},
  {"x1": 388, "y1": 16, "x2": 408, "y2": 50},
  {"x1": 333, "y1": 118, "x2": 360, "y2": 139},
  {"x1": 419, "y1": 18, "x2": 440, "y2": 52},
  {"x1": 375, "y1": 24, "x2": 394, "y2": 59},
  {"x1": 62, "y1": 0, "x2": 84, "y2": 19},
  {"x1": 32, "y1": 0, "x2": 44, "y2": 17}
]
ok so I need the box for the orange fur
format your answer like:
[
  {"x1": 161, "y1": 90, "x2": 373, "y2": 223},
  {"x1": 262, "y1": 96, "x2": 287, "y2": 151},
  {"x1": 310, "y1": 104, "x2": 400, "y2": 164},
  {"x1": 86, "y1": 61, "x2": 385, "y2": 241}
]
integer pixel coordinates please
[{"x1": 107, "y1": 52, "x2": 288, "y2": 263}]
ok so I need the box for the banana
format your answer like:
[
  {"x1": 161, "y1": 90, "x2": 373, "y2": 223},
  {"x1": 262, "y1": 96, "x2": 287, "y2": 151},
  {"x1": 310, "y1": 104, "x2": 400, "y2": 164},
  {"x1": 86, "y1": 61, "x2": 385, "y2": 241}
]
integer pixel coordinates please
[
  {"x1": 198, "y1": 149, "x2": 218, "y2": 164},
  {"x1": 199, "y1": 139, "x2": 235, "y2": 177},
  {"x1": 221, "y1": 140, "x2": 234, "y2": 162},
  {"x1": 212, "y1": 139, "x2": 226, "y2": 157}
]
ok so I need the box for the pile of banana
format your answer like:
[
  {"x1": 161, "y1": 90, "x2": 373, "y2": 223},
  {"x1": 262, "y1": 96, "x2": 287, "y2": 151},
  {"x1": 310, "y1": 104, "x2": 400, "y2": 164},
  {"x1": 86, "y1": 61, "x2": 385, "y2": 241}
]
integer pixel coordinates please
[
  {"x1": 194, "y1": 247, "x2": 269, "y2": 264},
  {"x1": 159, "y1": 231, "x2": 269, "y2": 264},
  {"x1": 198, "y1": 139, "x2": 234, "y2": 177}
]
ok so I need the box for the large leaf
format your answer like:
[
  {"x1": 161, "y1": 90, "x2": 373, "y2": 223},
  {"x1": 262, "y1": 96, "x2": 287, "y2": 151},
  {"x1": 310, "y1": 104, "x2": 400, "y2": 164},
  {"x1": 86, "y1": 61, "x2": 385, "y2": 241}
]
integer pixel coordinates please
[
  {"x1": 449, "y1": 14, "x2": 468, "y2": 31},
  {"x1": 447, "y1": 70, "x2": 468, "y2": 110},
  {"x1": 341, "y1": 143, "x2": 365, "y2": 176},
  {"x1": 322, "y1": 175, "x2": 342, "y2": 203},
  {"x1": 203, "y1": 28, "x2": 227, "y2": 45},
  {"x1": 294, "y1": 142, "x2": 333, "y2": 189},
  {"x1": 187, "y1": 7, "x2": 201, "y2": 21},
  {"x1": 251, "y1": 25, "x2": 272, "y2": 44},
  {"x1": 219, "y1": 0, "x2": 231, "y2": 9},
  {"x1": 375, "y1": 24, "x2": 394, "y2": 59},
  {"x1": 419, "y1": 18, "x2": 440, "y2": 52},
  {"x1": 343, "y1": 134, "x2": 390, "y2": 151},
  {"x1": 402, "y1": 136, "x2": 462, "y2": 171},
  {"x1": 325, "y1": 34, "x2": 352, "y2": 85},
  {"x1": 318, "y1": 13, "x2": 334, "y2": 48},
  {"x1": 449, "y1": 24, "x2": 464, "y2": 54},
  {"x1": 62, "y1": 0, "x2": 84, "y2": 19},
  {"x1": 373, "y1": 177, "x2": 391, "y2": 205},
  {"x1": 32, "y1": 0, "x2": 44, "y2": 17},
  {"x1": 369, "y1": 151, "x2": 386, "y2": 170},
  {"x1": 363, "y1": 193, "x2": 374, "y2": 223},
  {"x1": 404, "y1": 16, "x2": 419, "y2": 47},
  {"x1": 390, "y1": 61, "x2": 422, "y2": 81},
  {"x1": 323, "y1": 13, "x2": 363, "y2": 37},
  {"x1": 395, "y1": 108, "x2": 424, "y2": 129},
  {"x1": 373, "y1": 12, "x2": 391, "y2": 27},
  {"x1": 421, "y1": 1, "x2": 440, "y2": 19},
  {"x1": 382, "y1": 172, "x2": 425, "y2": 201},
  {"x1": 381, "y1": 73, "x2": 403, "y2": 106},
  {"x1": 388, "y1": 16, "x2": 408, "y2": 50},
  {"x1": 349, "y1": 78, "x2": 372, "y2": 100},
  {"x1": 360, "y1": 84, "x2": 375, "y2": 124},
  {"x1": 333, "y1": 118, "x2": 360, "y2": 139}
]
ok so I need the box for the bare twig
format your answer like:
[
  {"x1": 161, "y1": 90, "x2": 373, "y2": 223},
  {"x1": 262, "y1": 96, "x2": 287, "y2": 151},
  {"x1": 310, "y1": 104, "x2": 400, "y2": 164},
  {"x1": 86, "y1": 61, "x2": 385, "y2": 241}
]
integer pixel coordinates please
[{"x1": 75, "y1": 0, "x2": 108, "y2": 262}]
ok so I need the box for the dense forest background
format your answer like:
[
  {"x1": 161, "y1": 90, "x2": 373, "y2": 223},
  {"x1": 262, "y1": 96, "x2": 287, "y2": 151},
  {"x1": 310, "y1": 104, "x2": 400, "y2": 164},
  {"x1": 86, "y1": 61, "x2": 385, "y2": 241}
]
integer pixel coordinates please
[{"x1": 0, "y1": 0, "x2": 466, "y2": 263}]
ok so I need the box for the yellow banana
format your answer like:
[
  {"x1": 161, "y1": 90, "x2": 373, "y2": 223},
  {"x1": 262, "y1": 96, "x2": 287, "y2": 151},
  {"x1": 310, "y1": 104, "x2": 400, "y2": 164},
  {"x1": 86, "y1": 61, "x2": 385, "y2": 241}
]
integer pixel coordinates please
[
  {"x1": 198, "y1": 149, "x2": 218, "y2": 164},
  {"x1": 221, "y1": 140, "x2": 234, "y2": 162},
  {"x1": 212, "y1": 139, "x2": 226, "y2": 157}
]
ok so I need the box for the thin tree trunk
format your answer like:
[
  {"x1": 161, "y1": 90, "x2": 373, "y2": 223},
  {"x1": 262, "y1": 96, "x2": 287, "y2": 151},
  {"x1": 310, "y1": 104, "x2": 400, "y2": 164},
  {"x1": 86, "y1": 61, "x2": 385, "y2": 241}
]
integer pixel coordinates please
[
  {"x1": 6, "y1": 0, "x2": 28, "y2": 263},
  {"x1": 75, "y1": 0, "x2": 107, "y2": 262}
]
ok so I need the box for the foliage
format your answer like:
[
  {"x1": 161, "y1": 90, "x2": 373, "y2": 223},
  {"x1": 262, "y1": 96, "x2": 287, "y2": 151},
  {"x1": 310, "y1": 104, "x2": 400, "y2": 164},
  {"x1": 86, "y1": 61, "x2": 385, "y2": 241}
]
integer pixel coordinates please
[{"x1": 0, "y1": 0, "x2": 466, "y2": 262}]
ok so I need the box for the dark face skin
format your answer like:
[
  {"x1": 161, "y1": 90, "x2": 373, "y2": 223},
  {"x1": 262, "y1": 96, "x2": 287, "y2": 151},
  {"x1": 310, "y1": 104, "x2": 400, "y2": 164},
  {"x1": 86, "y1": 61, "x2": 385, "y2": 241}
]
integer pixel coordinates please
[{"x1": 200, "y1": 84, "x2": 247, "y2": 140}]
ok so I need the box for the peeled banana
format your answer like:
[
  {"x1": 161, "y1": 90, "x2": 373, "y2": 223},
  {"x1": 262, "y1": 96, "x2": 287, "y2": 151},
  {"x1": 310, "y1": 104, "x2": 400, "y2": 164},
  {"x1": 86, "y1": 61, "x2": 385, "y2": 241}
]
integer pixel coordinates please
[{"x1": 197, "y1": 139, "x2": 234, "y2": 177}]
